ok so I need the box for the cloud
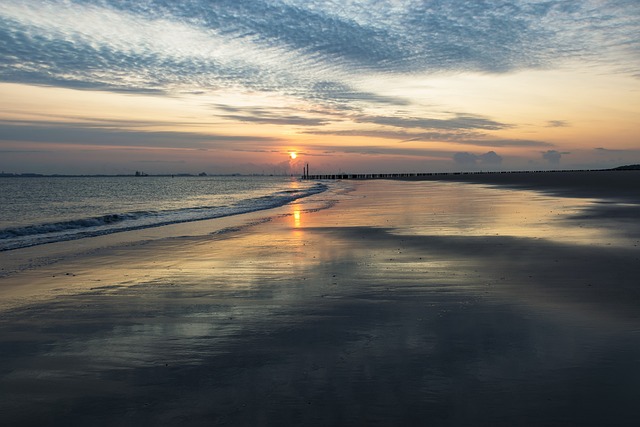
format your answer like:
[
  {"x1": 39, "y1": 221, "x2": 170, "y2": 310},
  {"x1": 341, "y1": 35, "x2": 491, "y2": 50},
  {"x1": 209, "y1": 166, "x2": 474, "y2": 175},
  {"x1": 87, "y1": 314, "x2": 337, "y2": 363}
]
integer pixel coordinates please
[
  {"x1": 135, "y1": 159, "x2": 186, "y2": 164},
  {"x1": 220, "y1": 113, "x2": 328, "y2": 127},
  {"x1": 479, "y1": 151, "x2": 503, "y2": 165},
  {"x1": 594, "y1": 147, "x2": 640, "y2": 162},
  {"x1": 0, "y1": 120, "x2": 278, "y2": 149},
  {"x1": 307, "y1": 82, "x2": 411, "y2": 106},
  {"x1": 0, "y1": 0, "x2": 411, "y2": 106},
  {"x1": 542, "y1": 149, "x2": 569, "y2": 165},
  {"x1": 2, "y1": 116, "x2": 213, "y2": 129},
  {"x1": 453, "y1": 152, "x2": 478, "y2": 166},
  {"x1": 595, "y1": 147, "x2": 629, "y2": 154},
  {"x1": 213, "y1": 104, "x2": 331, "y2": 127},
  {"x1": 292, "y1": 143, "x2": 459, "y2": 159},
  {"x1": 453, "y1": 151, "x2": 503, "y2": 166},
  {"x1": 1, "y1": 0, "x2": 638, "y2": 107},
  {"x1": 461, "y1": 139, "x2": 553, "y2": 148},
  {"x1": 355, "y1": 114, "x2": 509, "y2": 131},
  {"x1": 0, "y1": 149, "x2": 49, "y2": 154},
  {"x1": 303, "y1": 111, "x2": 516, "y2": 142},
  {"x1": 304, "y1": 128, "x2": 480, "y2": 142},
  {"x1": 546, "y1": 120, "x2": 569, "y2": 127},
  {"x1": 304, "y1": 128, "x2": 553, "y2": 148}
]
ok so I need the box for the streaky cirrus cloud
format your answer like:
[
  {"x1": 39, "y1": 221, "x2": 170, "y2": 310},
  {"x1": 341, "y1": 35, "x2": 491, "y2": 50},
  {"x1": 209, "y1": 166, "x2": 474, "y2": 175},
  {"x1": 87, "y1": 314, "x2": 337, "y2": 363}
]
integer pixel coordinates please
[
  {"x1": 304, "y1": 128, "x2": 554, "y2": 148},
  {"x1": 0, "y1": 120, "x2": 277, "y2": 149},
  {"x1": 546, "y1": 120, "x2": 570, "y2": 128},
  {"x1": 213, "y1": 104, "x2": 331, "y2": 127},
  {"x1": 354, "y1": 114, "x2": 509, "y2": 131}
]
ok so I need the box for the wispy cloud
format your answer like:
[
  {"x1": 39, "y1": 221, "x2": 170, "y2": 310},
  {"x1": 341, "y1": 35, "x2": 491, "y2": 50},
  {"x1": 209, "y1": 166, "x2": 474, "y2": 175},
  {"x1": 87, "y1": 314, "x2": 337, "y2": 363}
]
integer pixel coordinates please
[
  {"x1": 595, "y1": 147, "x2": 632, "y2": 154},
  {"x1": 462, "y1": 139, "x2": 553, "y2": 148},
  {"x1": 546, "y1": 120, "x2": 570, "y2": 128},
  {"x1": 304, "y1": 128, "x2": 553, "y2": 148},
  {"x1": 1, "y1": 115, "x2": 215, "y2": 129},
  {"x1": 213, "y1": 105, "x2": 331, "y2": 127},
  {"x1": 305, "y1": 129, "x2": 478, "y2": 142},
  {"x1": 0, "y1": 120, "x2": 277, "y2": 149},
  {"x1": 594, "y1": 147, "x2": 640, "y2": 157},
  {"x1": 354, "y1": 114, "x2": 509, "y2": 131},
  {"x1": 314, "y1": 145, "x2": 455, "y2": 159},
  {"x1": 300, "y1": 110, "x2": 541, "y2": 146}
]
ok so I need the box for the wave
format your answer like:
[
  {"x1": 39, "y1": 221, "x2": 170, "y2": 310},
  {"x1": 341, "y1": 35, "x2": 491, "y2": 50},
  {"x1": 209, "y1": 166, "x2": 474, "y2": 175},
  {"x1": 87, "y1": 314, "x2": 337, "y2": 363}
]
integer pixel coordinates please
[{"x1": 0, "y1": 182, "x2": 327, "y2": 251}]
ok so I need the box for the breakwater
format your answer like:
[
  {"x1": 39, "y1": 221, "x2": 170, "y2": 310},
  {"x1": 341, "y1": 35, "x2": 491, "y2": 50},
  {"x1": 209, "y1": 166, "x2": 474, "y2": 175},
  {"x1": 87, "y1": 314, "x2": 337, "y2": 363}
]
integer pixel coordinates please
[
  {"x1": 301, "y1": 171, "x2": 564, "y2": 180},
  {"x1": 301, "y1": 170, "x2": 595, "y2": 180},
  {"x1": 303, "y1": 172, "x2": 431, "y2": 180}
]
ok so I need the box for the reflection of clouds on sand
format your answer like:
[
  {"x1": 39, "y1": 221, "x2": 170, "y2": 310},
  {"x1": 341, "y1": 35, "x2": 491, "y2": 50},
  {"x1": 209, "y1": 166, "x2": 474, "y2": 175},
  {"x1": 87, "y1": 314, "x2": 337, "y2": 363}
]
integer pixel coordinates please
[
  {"x1": 359, "y1": 181, "x2": 630, "y2": 248},
  {"x1": 293, "y1": 207, "x2": 301, "y2": 228},
  {"x1": 1, "y1": 179, "x2": 639, "y2": 425},
  {"x1": 2, "y1": 216, "x2": 638, "y2": 425}
]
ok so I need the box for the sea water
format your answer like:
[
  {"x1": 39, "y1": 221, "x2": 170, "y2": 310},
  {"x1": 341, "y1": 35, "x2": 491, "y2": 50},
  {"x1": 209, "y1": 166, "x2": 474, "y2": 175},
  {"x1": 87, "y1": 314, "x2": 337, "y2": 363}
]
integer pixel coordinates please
[{"x1": 0, "y1": 176, "x2": 327, "y2": 251}]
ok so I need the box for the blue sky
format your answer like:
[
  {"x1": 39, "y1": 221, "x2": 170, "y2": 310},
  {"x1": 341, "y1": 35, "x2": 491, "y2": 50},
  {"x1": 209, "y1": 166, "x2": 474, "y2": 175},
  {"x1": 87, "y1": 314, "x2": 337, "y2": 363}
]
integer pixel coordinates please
[{"x1": 1, "y1": 0, "x2": 639, "y2": 174}]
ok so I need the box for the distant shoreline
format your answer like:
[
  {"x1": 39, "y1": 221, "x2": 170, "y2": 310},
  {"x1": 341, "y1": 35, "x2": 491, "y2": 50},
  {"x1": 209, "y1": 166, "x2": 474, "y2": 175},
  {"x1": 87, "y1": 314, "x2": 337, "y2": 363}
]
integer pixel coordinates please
[
  {"x1": 0, "y1": 173, "x2": 278, "y2": 178},
  {"x1": 3, "y1": 168, "x2": 638, "y2": 203},
  {"x1": 2, "y1": 164, "x2": 638, "y2": 179}
]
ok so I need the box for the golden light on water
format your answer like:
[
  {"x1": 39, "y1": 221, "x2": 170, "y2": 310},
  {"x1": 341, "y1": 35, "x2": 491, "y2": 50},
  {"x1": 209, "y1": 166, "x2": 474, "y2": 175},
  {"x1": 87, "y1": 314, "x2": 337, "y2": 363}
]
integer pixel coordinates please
[{"x1": 293, "y1": 209, "x2": 301, "y2": 227}]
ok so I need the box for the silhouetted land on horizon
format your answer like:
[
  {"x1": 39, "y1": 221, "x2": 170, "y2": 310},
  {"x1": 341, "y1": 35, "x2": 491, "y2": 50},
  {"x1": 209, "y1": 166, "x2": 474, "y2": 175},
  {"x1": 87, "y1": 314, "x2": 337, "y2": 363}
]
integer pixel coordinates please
[
  {"x1": 0, "y1": 172, "x2": 261, "y2": 178},
  {"x1": 2, "y1": 165, "x2": 638, "y2": 179}
]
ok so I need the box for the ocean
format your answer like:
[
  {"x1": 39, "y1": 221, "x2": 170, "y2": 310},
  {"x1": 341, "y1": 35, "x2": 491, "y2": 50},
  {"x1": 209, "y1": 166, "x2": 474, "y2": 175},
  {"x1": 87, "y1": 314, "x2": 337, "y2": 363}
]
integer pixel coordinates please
[{"x1": 0, "y1": 175, "x2": 327, "y2": 251}]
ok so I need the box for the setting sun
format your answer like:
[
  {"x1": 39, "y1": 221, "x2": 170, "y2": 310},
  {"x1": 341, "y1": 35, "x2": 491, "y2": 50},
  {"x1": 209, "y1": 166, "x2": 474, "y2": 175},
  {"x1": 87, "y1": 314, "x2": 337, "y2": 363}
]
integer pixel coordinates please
[{"x1": 289, "y1": 152, "x2": 297, "y2": 160}]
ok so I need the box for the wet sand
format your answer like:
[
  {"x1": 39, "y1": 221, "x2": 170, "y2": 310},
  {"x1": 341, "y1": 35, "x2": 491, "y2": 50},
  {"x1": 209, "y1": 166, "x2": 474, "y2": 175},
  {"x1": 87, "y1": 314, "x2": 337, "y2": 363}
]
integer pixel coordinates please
[
  {"x1": 407, "y1": 169, "x2": 640, "y2": 201},
  {"x1": 1, "y1": 172, "x2": 639, "y2": 426}
]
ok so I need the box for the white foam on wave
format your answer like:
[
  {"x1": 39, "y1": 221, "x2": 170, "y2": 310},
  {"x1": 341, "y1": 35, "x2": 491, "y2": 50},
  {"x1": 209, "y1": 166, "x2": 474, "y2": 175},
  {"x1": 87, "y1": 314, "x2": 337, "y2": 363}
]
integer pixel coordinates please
[{"x1": 0, "y1": 182, "x2": 328, "y2": 251}]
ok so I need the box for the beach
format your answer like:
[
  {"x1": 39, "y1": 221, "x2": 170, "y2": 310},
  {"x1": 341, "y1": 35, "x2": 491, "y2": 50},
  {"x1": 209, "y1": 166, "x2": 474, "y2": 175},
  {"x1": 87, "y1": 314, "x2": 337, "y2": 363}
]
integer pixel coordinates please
[{"x1": 1, "y1": 172, "x2": 639, "y2": 426}]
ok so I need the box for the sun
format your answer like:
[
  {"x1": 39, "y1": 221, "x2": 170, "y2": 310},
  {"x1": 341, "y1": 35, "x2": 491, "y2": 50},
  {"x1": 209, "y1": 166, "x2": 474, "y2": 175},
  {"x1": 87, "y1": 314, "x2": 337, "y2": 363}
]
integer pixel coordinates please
[{"x1": 289, "y1": 152, "x2": 297, "y2": 160}]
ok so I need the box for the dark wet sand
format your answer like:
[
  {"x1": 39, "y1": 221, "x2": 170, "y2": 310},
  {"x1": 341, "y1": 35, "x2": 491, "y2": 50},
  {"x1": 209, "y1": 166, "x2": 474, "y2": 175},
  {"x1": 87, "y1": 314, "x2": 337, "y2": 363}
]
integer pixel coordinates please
[
  {"x1": 407, "y1": 169, "x2": 640, "y2": 201},
  {"x1": 1, "y1": 172, "x2": 639, "y2": 426}
]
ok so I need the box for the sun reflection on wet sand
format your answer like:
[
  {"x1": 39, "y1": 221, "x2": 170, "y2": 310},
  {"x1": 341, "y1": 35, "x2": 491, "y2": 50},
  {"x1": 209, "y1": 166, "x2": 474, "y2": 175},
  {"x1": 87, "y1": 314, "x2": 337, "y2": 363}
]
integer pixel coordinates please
[
  {"x1": 1, "y1": 178, "x2": 639, "y2": 426},
  {"x1": 293, "y1": 207, "x2": 301, "y2": 228}
]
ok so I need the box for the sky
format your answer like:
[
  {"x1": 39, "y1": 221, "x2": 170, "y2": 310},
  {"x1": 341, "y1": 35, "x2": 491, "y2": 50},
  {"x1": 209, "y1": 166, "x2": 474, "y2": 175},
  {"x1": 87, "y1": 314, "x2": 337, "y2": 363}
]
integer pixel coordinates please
[{"x1": 1, "y1": 0, "x2": 639, "y2": 175}]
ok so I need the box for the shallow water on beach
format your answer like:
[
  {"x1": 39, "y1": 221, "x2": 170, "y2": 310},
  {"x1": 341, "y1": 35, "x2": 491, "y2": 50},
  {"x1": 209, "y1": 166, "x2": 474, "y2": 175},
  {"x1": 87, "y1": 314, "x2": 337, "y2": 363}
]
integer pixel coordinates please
[
  {"x1": 1, "y1": 179, "x2": 639, "y2": 426},
  {"x1": 0, "y1": 175, "x2": 326, "y2": 250},
  {"x1": 358, "y1": 180, "x2": 634, "y2": 247}
]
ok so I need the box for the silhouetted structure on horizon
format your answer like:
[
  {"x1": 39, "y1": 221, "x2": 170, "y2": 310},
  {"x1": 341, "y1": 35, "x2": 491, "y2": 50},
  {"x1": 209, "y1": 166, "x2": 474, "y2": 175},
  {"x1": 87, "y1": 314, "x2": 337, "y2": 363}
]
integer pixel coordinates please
[{"x1": 300, "y1": 168, "x2": 631, "y2": 180}]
